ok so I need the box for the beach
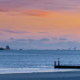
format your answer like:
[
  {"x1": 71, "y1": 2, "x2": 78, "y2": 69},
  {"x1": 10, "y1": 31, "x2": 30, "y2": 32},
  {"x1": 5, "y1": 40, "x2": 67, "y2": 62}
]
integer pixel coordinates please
[
  {"x1": 0, "y1": 71, "x2": 80, "y2": 80},
  {"x1": 0, "y1": 50, "x2": 80, "y2": 80}
]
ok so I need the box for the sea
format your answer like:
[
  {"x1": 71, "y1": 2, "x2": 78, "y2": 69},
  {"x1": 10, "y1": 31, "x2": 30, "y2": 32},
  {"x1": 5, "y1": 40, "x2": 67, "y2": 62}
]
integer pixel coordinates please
[{"x1": 0, "y1": 50, "x2": 80, "y2": 74}]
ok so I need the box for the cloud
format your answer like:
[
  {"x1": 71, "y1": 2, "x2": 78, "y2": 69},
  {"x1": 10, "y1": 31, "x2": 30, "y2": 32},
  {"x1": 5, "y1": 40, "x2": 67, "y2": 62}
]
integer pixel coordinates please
[
  {"x1": 2, "y1": 30, "x2": 28, "y2": 34},
  {"x1": 16, "y1": 38, "x2": 49, "y2": 42},
  {"x1": 0, "y1": 8, "x2": 50, "y2": 17},
  {"x1": 53, "y1": 38, "x2": 58, "y2": 40},
  {"x1": 0, "y1": 40, "x2": 80, "y2": 50},
  {"x1": 38, "y1": 32, "x2": 47, "y2": 33},
  {"x1": 59, "y1": 38, "x2": 67, "y2": 40},
  {"x1": 10, "y1": 38, "x2": 14, "y2": 40},
  {"x1": 0, "y1": 0, "x2": 80, "y2": 12},
  {"x1": 0, "y1": 9, "x2": 6, "y2": 12},
  {"x1": 0, "y1": 8, "x2": 9, "y2": 12},
  {"x1": 18, "y1": 9, "x2": 50, "y2": 17},
  {"x1": 13, "y1": 38, "x2": 50, "y2": 49},
  {"x1": 16, "y1": 39, "x2": 34, "y2": 42},
  {"x1": 39, "y1": 38, "x2": 49, "y2": 41},
  {"x1": 0, "y1": 32, "x2": 3, "y2": 35},
  {"x1": 53, "y1": 38, "x2": 67, "y2": 41},
  {"x1": 16, "y1": 39, "x2": 27, "y2": 41}
]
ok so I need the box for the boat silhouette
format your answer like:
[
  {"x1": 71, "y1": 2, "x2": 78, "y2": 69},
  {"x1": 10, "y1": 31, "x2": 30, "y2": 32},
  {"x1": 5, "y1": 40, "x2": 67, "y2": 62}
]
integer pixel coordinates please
[{"x1": 0, "y1": 45, "x2": 10, "y2": 50}]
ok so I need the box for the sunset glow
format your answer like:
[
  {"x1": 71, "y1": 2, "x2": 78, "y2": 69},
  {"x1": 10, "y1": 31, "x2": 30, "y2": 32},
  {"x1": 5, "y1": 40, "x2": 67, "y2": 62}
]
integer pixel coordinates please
[{"x1": 0, "y1": 0, "x2": 80, "y2": 49}]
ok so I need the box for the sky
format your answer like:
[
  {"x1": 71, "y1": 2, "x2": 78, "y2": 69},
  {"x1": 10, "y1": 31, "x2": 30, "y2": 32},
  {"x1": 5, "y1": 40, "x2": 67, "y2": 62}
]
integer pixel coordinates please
[{"x1": 0, "y1": 0, "x2": 80, "y2": 50}]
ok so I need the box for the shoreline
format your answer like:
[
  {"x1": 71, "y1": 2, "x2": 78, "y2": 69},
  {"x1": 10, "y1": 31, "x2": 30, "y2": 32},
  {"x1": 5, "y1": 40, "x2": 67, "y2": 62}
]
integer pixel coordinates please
[
  {"x1": 0, "y1": 68, "x2": 79, "y2": 74},
  {"x1": 0, "y1": 71, "x2": 80, "y2": 80}
]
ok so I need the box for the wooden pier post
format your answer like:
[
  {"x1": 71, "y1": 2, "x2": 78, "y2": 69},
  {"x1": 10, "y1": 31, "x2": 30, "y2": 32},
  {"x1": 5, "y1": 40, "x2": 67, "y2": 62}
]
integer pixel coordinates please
[
  {"x1": 54, "y1": 61, "x2": 56, "y2": 66},
  {"x1": 58, "y1": 58, "x2": 60, "y2": 66}
]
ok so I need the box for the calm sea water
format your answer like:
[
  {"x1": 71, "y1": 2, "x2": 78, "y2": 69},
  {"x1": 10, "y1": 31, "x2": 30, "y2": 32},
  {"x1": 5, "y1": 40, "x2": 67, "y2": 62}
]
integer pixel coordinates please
[{"x1": 0, "y1": 50, "x2": 80, "y2": 74}]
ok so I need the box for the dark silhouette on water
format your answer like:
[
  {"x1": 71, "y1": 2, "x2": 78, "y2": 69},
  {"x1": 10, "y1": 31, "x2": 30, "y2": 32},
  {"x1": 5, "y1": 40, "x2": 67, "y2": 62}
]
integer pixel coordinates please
[
  {"x1": 0, "y1": 45, "x2": 10, "y2": 50},
  {"x1": 54, "y1": 58, "x2": 80, "y2": 69},
  {"x1": 0, "y1": 48, "x2": 4, "y2": 50}
]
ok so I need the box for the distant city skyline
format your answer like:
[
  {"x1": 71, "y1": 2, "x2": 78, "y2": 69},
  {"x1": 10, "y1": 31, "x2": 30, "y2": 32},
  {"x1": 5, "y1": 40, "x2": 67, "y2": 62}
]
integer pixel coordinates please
[{"x1": 0, "y1": 0, "x2": 80, "y2": 49}]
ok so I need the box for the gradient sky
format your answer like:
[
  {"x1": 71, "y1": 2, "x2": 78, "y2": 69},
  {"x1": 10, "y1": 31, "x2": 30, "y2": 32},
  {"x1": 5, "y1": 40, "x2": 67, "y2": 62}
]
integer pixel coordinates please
[{"x1": 0, "y1": 0, "x2": 80, "y2": 49}]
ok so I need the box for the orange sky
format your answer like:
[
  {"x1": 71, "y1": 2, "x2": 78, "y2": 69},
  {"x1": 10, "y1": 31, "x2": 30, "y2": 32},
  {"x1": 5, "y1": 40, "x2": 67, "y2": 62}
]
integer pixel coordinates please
[
  {"x1": 0, "y1": 10, "x2": 80, "y2": 42},
  {"x1": 0, "y1": 0, "x2": 80, "y2": 49}
]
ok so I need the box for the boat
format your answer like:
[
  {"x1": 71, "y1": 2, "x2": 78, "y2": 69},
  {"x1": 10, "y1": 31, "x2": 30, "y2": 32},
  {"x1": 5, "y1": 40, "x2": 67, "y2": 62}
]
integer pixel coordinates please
[
  {"x1": 0, "y1": 45, "x2": 10, "y2": 50},
  {"x1": 0, "y1": 48, "x2": 4, "y2": 50},
  {"x1": 19, "y1": 49, "x2": 23, "y2": 50}
]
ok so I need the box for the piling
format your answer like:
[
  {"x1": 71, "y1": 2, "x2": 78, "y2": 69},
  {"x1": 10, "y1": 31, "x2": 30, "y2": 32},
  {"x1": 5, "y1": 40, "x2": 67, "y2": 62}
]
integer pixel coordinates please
[
  {"x1": 58, "y1": 58, "x2": 60, "y2": 66},
  {"x1": 54, "y1": 61, "x2": 56, "y2": 66}
]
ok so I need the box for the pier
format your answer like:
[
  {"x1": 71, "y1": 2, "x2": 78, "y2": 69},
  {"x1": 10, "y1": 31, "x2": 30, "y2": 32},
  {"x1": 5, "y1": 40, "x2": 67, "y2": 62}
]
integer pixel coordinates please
[{"x1": 54, "y1": 58, "x2": 80, "y2": 69}]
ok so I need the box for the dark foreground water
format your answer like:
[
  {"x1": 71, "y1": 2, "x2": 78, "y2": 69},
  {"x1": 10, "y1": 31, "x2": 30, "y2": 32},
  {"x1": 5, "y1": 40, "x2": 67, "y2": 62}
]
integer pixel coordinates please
[{"x1": 0, "y1": 50, "x2": 80, "y2": 73}]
